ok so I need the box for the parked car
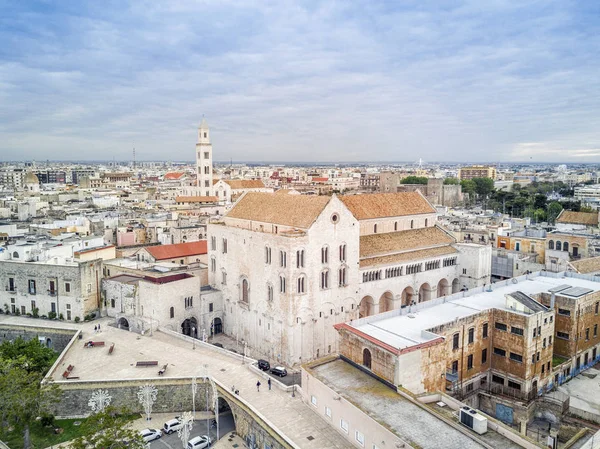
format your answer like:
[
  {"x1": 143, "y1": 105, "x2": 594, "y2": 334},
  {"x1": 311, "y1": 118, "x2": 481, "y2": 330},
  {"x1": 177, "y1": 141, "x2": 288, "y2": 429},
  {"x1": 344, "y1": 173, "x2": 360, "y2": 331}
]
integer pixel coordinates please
[
  {"x1": 187, "y1": 435, "x2": 211, "y2": 449},
  {"x1": 163, "y1": 418, "x2": 183, "y2": 434},
  {"x1": 212, "y1": 342, "x2": 224, "y2": 348},
  {"x1": 140, "y1": 428, "x2": 162, "y2": 442},
  {"x1": 270, "y1": 366, "x2": 287, "y2": 377},
  {"x1": 257, "y1": 359, "x2": 270, "y2": 371}
]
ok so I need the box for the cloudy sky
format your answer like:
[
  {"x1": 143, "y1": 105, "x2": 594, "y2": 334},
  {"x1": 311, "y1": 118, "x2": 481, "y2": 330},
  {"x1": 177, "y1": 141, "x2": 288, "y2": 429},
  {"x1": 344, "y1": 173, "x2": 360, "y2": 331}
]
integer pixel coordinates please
[{"x1": 1, "y1": 1, "x2": 599, "y2": 163}]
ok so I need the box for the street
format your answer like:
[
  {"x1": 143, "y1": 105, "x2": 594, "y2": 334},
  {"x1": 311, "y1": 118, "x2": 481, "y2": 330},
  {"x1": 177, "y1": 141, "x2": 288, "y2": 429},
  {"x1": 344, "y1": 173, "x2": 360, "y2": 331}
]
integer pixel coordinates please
[{"x1": 148, "y1": 412, "x2": 235, "y2": 449}]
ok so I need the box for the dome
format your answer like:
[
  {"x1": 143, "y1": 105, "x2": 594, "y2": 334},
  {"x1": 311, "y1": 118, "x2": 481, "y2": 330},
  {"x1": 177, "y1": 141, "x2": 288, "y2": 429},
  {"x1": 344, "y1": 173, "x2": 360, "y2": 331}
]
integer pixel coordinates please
[{"x1": 25, "y1": 172, "x2": 39, "y2": 184}]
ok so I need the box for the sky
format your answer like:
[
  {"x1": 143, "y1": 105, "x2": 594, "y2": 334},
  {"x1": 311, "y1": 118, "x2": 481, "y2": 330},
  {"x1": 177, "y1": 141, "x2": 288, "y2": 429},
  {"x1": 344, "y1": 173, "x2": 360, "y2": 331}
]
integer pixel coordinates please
[{"x1": 1, "y1": 0, "x2": 600, "y2": 163}]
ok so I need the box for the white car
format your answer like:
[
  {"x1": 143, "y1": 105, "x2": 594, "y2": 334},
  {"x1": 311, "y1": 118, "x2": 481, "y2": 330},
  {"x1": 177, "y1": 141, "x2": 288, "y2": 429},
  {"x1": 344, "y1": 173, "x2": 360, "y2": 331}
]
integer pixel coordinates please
[
  {"x1": 140, "y1": 428, "x2": 162, "y2": 442},
  {"x1": 187, "y1": 435, "x2": 211, "y2": 449},
  {"x1": 163, "y1": 418, "x2": 183, "y2": 434}
]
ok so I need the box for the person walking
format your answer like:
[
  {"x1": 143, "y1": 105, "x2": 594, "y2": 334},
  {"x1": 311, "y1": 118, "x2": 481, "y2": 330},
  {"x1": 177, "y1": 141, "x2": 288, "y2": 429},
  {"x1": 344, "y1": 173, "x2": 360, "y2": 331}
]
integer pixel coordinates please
[
  {"x1": 98, "y1": 324, "x2": 101, "y2": 332},
  {"x1": 256, "y1": 380, "x2": 261, "y2": 392},
  {"x1": 94, "y1": 325, "x2": 97, "y2": 333},
  {"x1": 268, "y1": 378, "x2": 271, "y2": 390}
]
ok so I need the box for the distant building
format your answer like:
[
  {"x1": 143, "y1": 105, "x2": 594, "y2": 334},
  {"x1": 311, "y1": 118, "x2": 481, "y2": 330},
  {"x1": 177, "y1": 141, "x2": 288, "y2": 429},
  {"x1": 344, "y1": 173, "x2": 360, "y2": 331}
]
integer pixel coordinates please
[
  {"x1": 195, "y1": 118, "x2": 214, "y2": 197},
  {"x1": 458, "y1": 165, "x2": 497, "y2": 180}
]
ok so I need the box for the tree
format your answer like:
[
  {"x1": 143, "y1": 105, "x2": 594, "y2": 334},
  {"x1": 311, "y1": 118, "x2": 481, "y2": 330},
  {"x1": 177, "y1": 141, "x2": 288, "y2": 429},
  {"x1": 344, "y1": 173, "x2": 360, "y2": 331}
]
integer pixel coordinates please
[
  {"x1": 0, "y1": 337, "x2": 57, "y2": 374},
  {"x1": 443, "y1": 178, "x2": 459, "y2": 185},
  {"x1": 533, "y1": 208, "x2": 547, "y2": 223},
  {"x1": 0, "y1": 362, "x2": 60, "y2": 449},
  {"x1": 69, "y1": 407, "x2": 145, "y2": 449},
  {"x1": 460, "y1": 179, "x2": 476, "y2": 195},
  {"x1": 547, "y1": 201, "x2": 563, "y2": 224},
  {"x1": 533, "y1": 194, "x2": 547, "y2": 210},
  {"x1": 400, "y1": 176, "x2": 428, "y2": 185},
  {"x1": 580, "y1": 205, "x2": 595, "y2": 213},
  {"x1": 472, "y1": 178, "x2": 494, "y2": 198}
]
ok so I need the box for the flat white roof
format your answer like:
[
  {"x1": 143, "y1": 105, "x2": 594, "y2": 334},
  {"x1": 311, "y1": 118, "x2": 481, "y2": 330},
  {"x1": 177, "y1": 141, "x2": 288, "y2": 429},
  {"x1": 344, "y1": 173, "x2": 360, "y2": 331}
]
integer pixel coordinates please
[{"x1": 348, "y1": 273, "x2": 600, "y2": 352}]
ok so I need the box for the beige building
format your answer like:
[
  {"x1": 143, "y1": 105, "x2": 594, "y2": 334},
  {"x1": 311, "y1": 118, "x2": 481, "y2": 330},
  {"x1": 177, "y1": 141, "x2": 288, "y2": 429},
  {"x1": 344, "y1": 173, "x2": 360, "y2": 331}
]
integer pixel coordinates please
[{"x1": 458, "y1": 165, "x2": 497, "y2": 180}]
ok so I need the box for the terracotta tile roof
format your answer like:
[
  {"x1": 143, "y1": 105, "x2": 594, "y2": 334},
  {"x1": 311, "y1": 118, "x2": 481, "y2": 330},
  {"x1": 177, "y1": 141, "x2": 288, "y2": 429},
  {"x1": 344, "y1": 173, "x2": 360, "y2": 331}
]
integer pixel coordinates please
[
  {"x1": 175, "y1": 196, "x2": 218, "y2": 203},
  {"x1": 557, "y1": 210, "x2": 598, "y2": 226},
  {"x1": 226, "y1": 192, "x2": 331, "y2": 228},
  {"x1": 312, "y1": 177, "x2": 329, "y2": 182},
  {"x1": 360, "y1": 246, "x2": 458, "y2": 268},
  {"x1": 145, "y1": 241, "x2": 207, "y2": 260},
  {"x1": 569, "y1": 256, "x2": 600, "y2": 274},
  {"x1": 360, "y1": 226, "x2": 456, "y2": 258},
  {"x1": 224, "y1": 179, "x2": 266, "y2": 189},
  {"x1": 340, "y1": 192, "x2": 435, "y2": 220},
  {"x1": 164, "y1": 172, "x2": 186, "y2": 180}
]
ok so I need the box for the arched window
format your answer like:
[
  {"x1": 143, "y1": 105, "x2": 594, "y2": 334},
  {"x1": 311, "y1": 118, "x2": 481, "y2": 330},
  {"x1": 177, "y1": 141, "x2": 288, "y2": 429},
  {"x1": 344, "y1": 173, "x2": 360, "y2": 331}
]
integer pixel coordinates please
[
  {"x1": 394, "y1": 221, "x2": 398, "y2": 231},
  {"x1": 373, "y1": 224, "x2": 378, "y2": 233},
  {"x1": 425, "y1": 218, "x2": 428, "y2": 227},
  {"x1": 267, "y1": 284, "x2": 273, "y2": 301},
  {"x1": 265, "y1": 246, "x2": 271, "y2": 264},
  {"x1": 279, "y1": 276, "x2": 286, "y2": 293},
  {"x1": 411, "y1": 220, "x2": 414, "y2": 229},
  {"x1": 242, "y1": 279, "x2": 249, "y2": 303},
  {"x1": 320, "y1": 270, "x2": 330, "y2": 289},
  {"x1": 297, "y1": 276, "x2": 305, "y2": 293},
  {"x1": 548, "y1": 240, "x2": 554, "y2": 250},
  {"x1": 296, "y1": 250, "x2": 304, "y2": 268},
  {"x1": 321, "y1": 246, "x2": 329, "y2": 264},
  {"x1": 339, "y1": 244, "x2": 346, "y2": 262},
  {"x1": 170, "y1": 307, "x2": 174, "y2": 319},
  {"x1": 563, "y1": 242, "x2": 569, "y2": 252},
  {"x1": 338, "y1": 267, "x2": 347, "y2": 286},
  {"x1": 12, "y1": 251, "x2": 18, "y2": 259},
  {"x1": 556, "y1": 241, "x2": 562, "y2": 251}
]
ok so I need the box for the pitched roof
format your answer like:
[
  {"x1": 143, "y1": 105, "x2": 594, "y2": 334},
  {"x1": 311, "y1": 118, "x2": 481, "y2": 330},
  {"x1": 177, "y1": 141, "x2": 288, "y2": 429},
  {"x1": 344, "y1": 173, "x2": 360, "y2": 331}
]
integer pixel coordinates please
[
  {"x1": 175, "y1": 196, "x2": 218, "y2": 203},
  {"x1": 569, "y1": 256, "x2": 600, "y2": 274},
  {"x1": 557, "y1": 210, "x2": 598, "y2": 226},
  {"x1": 224, "y1": 179, "x2": 265, "y2": 189},
  {"x1": 340, "y1": 192, "x2": 435, "y2": 220},
  {"x1": 145, "y1": 241, "x2": 207, "y2": 260},
  {"x1": 164, "y1": 172, "x2": 186, "y2": 180},
  {"x1": 360, "y1": 246, "x2": 458, "y2": 268},
  {"x1": 360, "y1": 226, "x2": 456, "y2": 258},
  {"x1": 226, "y1": 192, "x2": 331, "y2": 228}
]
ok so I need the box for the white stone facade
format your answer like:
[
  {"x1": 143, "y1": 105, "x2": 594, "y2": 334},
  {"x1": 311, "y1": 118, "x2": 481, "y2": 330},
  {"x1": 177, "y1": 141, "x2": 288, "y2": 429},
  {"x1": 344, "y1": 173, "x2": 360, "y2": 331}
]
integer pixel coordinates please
[{"x1": 196, "y1": 118, "x2": 214, "y2": 197}]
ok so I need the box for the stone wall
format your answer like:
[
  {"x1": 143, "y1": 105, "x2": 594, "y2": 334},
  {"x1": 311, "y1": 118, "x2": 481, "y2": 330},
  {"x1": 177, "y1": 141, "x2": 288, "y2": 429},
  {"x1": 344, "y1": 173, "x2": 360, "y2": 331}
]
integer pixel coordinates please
[{"x1": 0, "y1": 323, "x2": 76, "y2": 352}]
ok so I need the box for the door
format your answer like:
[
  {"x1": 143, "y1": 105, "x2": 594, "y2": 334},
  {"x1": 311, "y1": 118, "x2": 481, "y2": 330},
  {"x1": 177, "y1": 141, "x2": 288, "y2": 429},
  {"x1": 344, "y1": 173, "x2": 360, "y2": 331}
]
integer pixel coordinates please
[
  {"x1": 573, "y1": 246, "x2": 579, "y2": 257},
  {"x1": 363, "y1": 348, "x2": 372, "y2": 369}
]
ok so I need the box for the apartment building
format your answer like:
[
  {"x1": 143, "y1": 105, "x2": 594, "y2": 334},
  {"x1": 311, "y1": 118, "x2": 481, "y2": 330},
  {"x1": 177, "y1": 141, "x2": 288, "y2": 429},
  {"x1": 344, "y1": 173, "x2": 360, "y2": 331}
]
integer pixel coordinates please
[{"x1": 458, "y1": 165, "x2": 497, "y2": 180}]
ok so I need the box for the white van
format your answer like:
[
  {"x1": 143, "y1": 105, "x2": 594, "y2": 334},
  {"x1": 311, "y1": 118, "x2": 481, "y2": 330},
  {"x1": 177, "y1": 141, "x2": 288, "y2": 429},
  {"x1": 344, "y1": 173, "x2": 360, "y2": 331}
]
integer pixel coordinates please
[{"x1": 163, "y1": 418, "x2": 183, "y2": 434}]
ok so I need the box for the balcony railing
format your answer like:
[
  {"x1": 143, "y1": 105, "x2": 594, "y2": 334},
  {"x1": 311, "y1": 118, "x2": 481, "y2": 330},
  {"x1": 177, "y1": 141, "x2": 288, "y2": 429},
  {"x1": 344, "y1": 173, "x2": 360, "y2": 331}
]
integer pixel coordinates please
[
  {"x1": 48, "y1": 290, "x2": 57, "y2": 296},
  {"x1": 5, "y1": 285, "x2": 17, "y2": 292}
]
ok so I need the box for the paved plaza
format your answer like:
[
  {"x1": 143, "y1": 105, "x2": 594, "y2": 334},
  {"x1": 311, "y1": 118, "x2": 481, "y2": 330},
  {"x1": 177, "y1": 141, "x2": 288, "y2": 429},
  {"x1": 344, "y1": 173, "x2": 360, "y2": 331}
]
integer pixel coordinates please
[{"x1": 1, "y1": 315, "x2": 352, "y2": 449}]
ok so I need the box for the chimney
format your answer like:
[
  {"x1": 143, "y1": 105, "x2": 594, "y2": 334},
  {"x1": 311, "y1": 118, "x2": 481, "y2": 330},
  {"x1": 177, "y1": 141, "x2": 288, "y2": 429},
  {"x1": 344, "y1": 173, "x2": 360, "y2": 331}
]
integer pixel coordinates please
[{"x1": 550, "y1": 292, "x2": 556, "y2": 309}]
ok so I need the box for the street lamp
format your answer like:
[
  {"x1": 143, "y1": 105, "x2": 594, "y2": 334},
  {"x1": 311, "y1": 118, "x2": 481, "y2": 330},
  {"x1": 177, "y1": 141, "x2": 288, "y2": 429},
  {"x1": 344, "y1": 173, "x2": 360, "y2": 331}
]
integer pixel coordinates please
[{"x1": 192, "y1": 327, "x2": 196, "y2": 350}]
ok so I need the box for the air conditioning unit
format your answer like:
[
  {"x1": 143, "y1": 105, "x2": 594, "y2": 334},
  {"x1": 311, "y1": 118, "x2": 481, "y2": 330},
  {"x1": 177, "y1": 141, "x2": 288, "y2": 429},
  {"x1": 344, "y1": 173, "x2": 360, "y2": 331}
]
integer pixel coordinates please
[{"x1": 459, "y1": 406, "x2": 488, "y2": 434}]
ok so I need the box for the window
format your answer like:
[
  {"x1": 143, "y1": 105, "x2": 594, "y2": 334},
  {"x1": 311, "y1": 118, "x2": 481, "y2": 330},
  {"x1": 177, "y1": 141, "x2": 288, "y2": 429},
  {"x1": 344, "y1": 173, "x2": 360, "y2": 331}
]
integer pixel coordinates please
[
  {"x1": 468, "y1": 327, "x2": 474, "y2": 344},
  {"x1": 482, "y1": 348, "x2": 487, "y2": 364},
  {"x1": 222, "y1": 271, "x2": 227, "y2": 285},
  {"x1": 222, "y1": 238, "x2": 228, "y2": 254},
  {"x1": 321, "y1": 246, "x2": 329, "y2": 264},
  {"x1": 185, "y1": 297, "x2": 193, "y2": 308},
  {"x1": 241, "y1": 279, "x2": 249, "y2": 303},
  {"x1": 265, "y1": 247, "x2": 272, "y2": 264},
  {"x1": 596, "y1": 302, "x2": 599, "y2": 315},
  {"x1": 373, "y1": 224, "x2": 378, "y2": 233},
  {"x1": 492, "y1": 375, "x2": 504, "y2": 385},
  {"x1": 204, "y1": 151, "x2": 209, "y2": 159},
  {"x1": 548, "y1": 240, "x2": 554, "y2": 250},
  {"x1": 509, "y1": 352, "x2": 523, "y2": 363},
  {"x1": 556, "y1": 331, "x2": 570, "y2": 340},
  {"x1": 355, "y1": 430, "x2": 365, "y2": 447},
  {"x1": 311, "y1": 395, "x2": 317, "y2": 406},
  {"x1": 462, "y1": 268, "x2": 467, "y2": 275},
  {"x1": 507, "y1": 380, "x2": 521, "y2": 390},
  {"x1": 511, "y1": 326, "x2": 524, "y2": 336},
  {"x1": 410, "y1": 220, "x2": 414, "y2": 229},
  {"x1": 320, "y1": 270, "x2": 330, "y2": 289},
  {"x1": 325, "y1": 406, "x2": 331, "y2": 418},
  {"x1": 340, "y1": 419, "x2": 349, "y2": 434},
  {"x1": 543, "y1": 338, "x2": 546, "y2": 348},
  {"x1": 549, "y1": 336, "x2": 553, "y2": 345},
  {"x1": 451, "y1": 360, "x2": 458, "y2": 373},
  {"x1": 467, "y1": 354, "x2": 473, "y2": 370},
  {"x1": 586, "y1": 328, "x2": 590, "y2": 341},
  {"x1": 482, "y1": 323, "x2": 488, "y2": 338},
  {"x1": 394, "y1": 221, "x2": 398, "y2": 231},
  {"x1": 338, "y1": 267, "x2": 347, "y2": 286},
  {"x1": 28, "y1": 280, "x2": 36, "y2": 295},
  {"x1": 209, "y1": 303, "x2": 214, "y2": 312},
  {"x1": 65, "y1": 282, "x2": 71, "y2": 293},
  {"x1": 452, "y1": 333, "x2": 459, "y2": 350},
  {"x1": 279, "y1": 276, "x2": 286, "y2": 293},
  {"x1": 425, "y1": 218, "x2": 428, "y2": 227},
  {"x1": 296, "y1": 250, "x2": 304, "y2": 268},
  {"x1": 111, "y1": 298, "x2": 115, "y2": 308},
  {"x1": 533, "y1": 327, "x2": 537, "y2": 338},
  {"x1": 594, "y1": 324, "x2": 598, "y2": 338},
  {"x1": 170, "y1": 307, "x2": 174, "y2": 319},
  {"x1": 494, "y1": 347, "x2": 506, "y2": 357},
  {"x1": 495, "y1": 322, "x2": 507, "y2": 331},
  {"x1": 297, "y1": 276, "x2": 306, "y2": 294},
  {"x1": 542, "y1": 364, "x2": 545, "y2": 374},
  {"x1": 339, "y1": 244, "x2": 347, "y2": 262},
  {"x1": 211, "y1": 236, "x2": 216, "y2": 251},
  {"x1": 556, "y1": 241, "x2": 562, "y2": 251},
  {"x1": 280, "y1": 250, "x2": 287, "y2": 268},
  {"x1": 211, "y1": 257, "x2": 216, "y2": 272},
  {"x1": 267, "y1": 284, "x2": 273, "y2": 301}
]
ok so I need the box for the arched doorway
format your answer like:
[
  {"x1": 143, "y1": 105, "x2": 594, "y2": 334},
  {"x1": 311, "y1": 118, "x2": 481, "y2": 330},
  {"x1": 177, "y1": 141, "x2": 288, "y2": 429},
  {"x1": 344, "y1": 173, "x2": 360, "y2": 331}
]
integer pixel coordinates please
[
  {"x1": 379, "y1": 292, "x2": 394, "y2": 313},
  {"x1": 401, "y1": 287, "x2": 414, "y2": 307},
  {"x1": 46, "y1": 338, "x2": 53, "y2": 349},
  {"x1": 212, "y1": 317, "x2": 223, "y2": 335},
  {"x1": 419, "y1": 283, "x2": 431, "y2": 302},
  {"x1": 437, "y1": 278, "x2": 450, "y2": 297},
  {"x1": 358, "y1": 296, "x2": 375, "y2": 318},
  {"x1": 217, "y1": 396, "x2": 237, "y2": 436},
  {"x1": 181, "y1": 317, "x2": 198, "y2": 337},
  {"x1": 118, "y1": 317, "x2": 130, "y2": 331},
  {"x1": 452, "y1": 278, "x2": 460, "y2": 293},
  {"x1": 363, "y1": 348, "x2": 372, "y2": 369}
]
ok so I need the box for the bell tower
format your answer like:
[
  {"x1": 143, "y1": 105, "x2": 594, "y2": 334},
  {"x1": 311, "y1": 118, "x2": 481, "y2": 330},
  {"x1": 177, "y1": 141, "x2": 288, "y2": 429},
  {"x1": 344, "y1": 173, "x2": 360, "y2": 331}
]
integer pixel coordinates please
[{"x1": 195, "y1": 117, "x2": 214, "y2": 197}]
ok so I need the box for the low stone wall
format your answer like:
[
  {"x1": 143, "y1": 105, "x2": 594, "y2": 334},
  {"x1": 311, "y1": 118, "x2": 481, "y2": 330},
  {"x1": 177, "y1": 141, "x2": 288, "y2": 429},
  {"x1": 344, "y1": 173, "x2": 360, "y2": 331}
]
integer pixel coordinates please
[{"x1": 0, "y1": 323, "x2": 77, "y2": 352}]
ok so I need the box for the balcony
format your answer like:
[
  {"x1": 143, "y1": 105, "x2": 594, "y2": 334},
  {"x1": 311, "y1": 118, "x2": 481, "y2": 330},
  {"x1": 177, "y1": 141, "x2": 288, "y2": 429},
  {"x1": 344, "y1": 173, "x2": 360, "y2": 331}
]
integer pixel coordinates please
[
  {"x1": 5, "y1": 285, "x2": 17, "y2": 292},
  {"x1": 446, "y1": 370, "x2": 459, "y2": 382},
  {"x1": 48, "y1": 290, "x2": 57, "y2": 297}
]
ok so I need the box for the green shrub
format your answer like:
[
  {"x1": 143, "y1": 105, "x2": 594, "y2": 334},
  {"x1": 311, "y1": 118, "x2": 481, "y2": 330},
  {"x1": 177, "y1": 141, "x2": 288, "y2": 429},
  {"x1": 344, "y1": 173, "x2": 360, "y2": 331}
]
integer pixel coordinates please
[
  {"x1": 32, "y1": 307, "x2": 39, "y2": 318},
  {"x1": 40, "y1": 414, "x2": 55, "y2": 427},
  {"x1": 48, "y1": 312, "x2": 57, "y2": 320},
  {"x1": 14, "y1": 309, "x2": 20, "y2": 316},
  {"x1": 74, "y1": 316, "x2": 80, "y2": 323},
  {"x1": 59, "y1": 313, "x2": 64, "y2": 320}
]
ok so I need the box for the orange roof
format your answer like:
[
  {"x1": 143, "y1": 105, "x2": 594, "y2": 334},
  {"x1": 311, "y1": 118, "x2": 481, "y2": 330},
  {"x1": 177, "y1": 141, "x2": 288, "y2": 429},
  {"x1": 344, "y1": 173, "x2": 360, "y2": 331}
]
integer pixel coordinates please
[
  {"x1": 556, "y1": 210, "x2": 598, "y2": 226},
  {"x1": 312, "y1": 177, "x2": 329, "y2": 182},
  {"x1": 145, "y1": 241, "x2": 207, "y2": 260},
  {"x1": 164, "y1": 172, "x2": 186, "y2": 180},
  {"x1": 224, "y1": 179, "x2": 265, "y2": 189},
  {"x1": 175, "y1": 196, "x2": 218, "y2": 203},
  {"x1": 341, "y1": 192, "x2": 435, "y2": 220}
]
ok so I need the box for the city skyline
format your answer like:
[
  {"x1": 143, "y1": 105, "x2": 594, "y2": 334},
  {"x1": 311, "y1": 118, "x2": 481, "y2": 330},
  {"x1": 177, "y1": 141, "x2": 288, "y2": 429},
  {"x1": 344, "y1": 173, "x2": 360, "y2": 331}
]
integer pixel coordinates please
[{"x1": 2, "y1": 1, "x2": 600, "y2": 163}]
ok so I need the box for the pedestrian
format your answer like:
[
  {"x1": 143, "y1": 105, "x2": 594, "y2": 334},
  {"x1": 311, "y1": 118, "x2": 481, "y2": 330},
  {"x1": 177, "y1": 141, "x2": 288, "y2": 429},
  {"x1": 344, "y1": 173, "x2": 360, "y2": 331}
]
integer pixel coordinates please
[
  {"x1": 98, "y1": 324, "x2": 101, "y2": 332},
  {"x1": 268, "y1": 378, "x2": 271, "y2": 390},
  {"x1": 94, "y1": 325, "x2": 97, "y2": 333},
  {"x1": 256, "y1": 380, "x2": 261, "y2": 392},
  {"x1": 235, "y1": 389, "x2": 239, "y2": 395},
  {"x1": 231, "y1": 384, "x2": 235, "y2": 392}
]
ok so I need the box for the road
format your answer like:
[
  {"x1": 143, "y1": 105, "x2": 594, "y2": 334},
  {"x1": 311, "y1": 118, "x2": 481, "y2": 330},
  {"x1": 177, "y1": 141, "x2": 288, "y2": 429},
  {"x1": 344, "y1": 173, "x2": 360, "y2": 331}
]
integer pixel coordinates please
[{"x1": 147, "y1": 413, "x2": 235, "y2": 449}]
